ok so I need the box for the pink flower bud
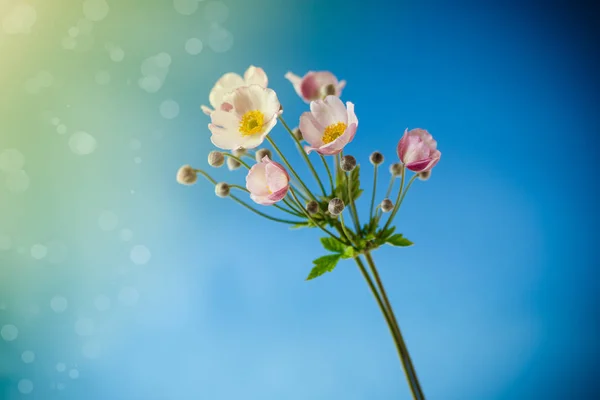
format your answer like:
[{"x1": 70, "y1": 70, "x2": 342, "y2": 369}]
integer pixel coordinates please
[
  {"x1": 397, "y1": 128, "x2": 441, "y2": 173},
  {"x1": 245, "y1": 156, "x2": 290, "y2": 205}
]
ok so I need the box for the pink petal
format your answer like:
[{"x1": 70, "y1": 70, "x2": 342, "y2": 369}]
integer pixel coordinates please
[
  {"x1": 265, "y1": 161, "x2": 289, "y2": 193},
  {"x1": 246, "y1": 163, "x2": 270, "y2": 196},
  {"x1": 317, "y1": 122, "x2": 357, "y2": 155},
  {"x1": 310, "y1": 98, "x2": 338, "y2": 127},
  {"x1": 299, "y1": 112, "x2": 325, "y2": 148},
  {"x1": 324, "y1": 96, "x2": 347, "y2": 123}
]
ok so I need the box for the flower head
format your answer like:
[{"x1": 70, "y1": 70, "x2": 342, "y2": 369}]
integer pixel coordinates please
[
  {"x1": 380, "y1": 199, "x2": 394, "y2": 213},
  {"x1": 176, "y1": 165, "x2": 197, "y2": 185},
  {"x1": 208, "y1": 151, "x2": 224, "y2": 168},
  {"x1": 299, "y1": 96, "x2": 358, "y2": 155},
  {"x1": 201, "y1": 66, "x2": 268, "y2": 115},
  {"x1": 255, "y1": 148, "x2": 272, "y2": 163},
  {"x1": 306, "y1": 200, "x2": 320, "y2": 215},
  {"x1": 209, "y1": 85, "x2": 281, "y2": 150},
  {"x1": 397, "y1": 128, "x2": 441, "y2": 173},
  {"x1": 285, "y1": 71, "x2": 346, "y2": 103},
  {"x1": 340, "y1": 155, "x2": 356, "y2": 172},
  {"x1": 370, "y1": 151, "x2": 384, "y2": 165},
  {"x1": 215, "y1": 182, "x2": 230, "y2": 197},
  {"x1": 389, "y1": 163, "x2": 403, "y2": 177},
  {"x1": 328, "y1": 198, "x2": 345, "y2": 216},
  {"x1": 245, "y1": 156, "x2": 290, "y2": 205},
  {"x1": 227, "y1": 156, "x2": 241, "y2": 171}
]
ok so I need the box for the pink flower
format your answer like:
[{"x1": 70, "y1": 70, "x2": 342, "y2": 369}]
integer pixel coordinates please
[
  {"x1": 299, "y1": 96, "x2": 358, "y2": 155},
  {"x1": 397, "y1": 128, "x2": 441, "y2": 172},
  {"x1": 201, "y1": 66, "x2": 268, "y2": 115},
  {"x1": 246, "y1": 156, "x2": 290, "y2": 205},
  {"x1": 285, "y1": 71, "x2": 346, "y2": 103}
]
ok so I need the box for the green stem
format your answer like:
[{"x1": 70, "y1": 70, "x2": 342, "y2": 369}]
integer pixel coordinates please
[
  {"x1": 369, "y1": 164, "x2": 379, "y2": 221},
  {"x1": 364, "y1": 251, "x2": 425, "y2": 400},
  {"x1": 279, "y1": 116, "x2": 327, "y2": 197},
  {"x1": 283, "y1": 197, "x2": 305, "y2": 215},
  {"x1": 346, "y1": 172, "x2": 361, "y2": 233},
  {"x1": 222, "y1": 153, "x2": 251, "y2": 170},
  {"x1": 381, "y1": 170, "x2": 418, "y2": 234},
  {"x1": 353, "y1": 256, "x2": 421, "y2": 400},
  {"x1": 320, "y1": 154, "x2": 334, "y2": 194},
  {"x1": 289, "y1": 188, "x2": 350, "y2": 247},
  {"x1": 267, "y1": 136, "x2": 317, "y2": 202},
  {"x1": 385, "y1": 175, "x2": 396, "y2": 199},
  {"x1": 338, "y1": 213, "x2": 356, "y2": 247},
  {"x1": 230, "y1": 184, "x2": 304, "y2": 218}
]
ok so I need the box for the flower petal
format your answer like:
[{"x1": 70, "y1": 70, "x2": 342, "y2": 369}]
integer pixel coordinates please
[
  {"x1": 324, "y1": 95, "x2": 347, "y2": 123},
  {"x1": 246, "y1": 163, "x2": 270, "y2": 196},
  {"x1": 299, "y1": 112, "x2": 325, "y2": 148},
  {"x1": 265, "y1": 160, "x2": 289, "y2": 193},
  {"x1": 310, "y1": 99, "x2": 338, "y2": 127},
  {"x1": 318, "y1": 122, "x2": 357, "y2": 155},
  {"x1": 209, "y1": 73, "x2": 244, "y2": 109},
  {"x1": 201, "y1": 105, "x2": 213, "y2": 116},
  {"x1": 224, "y1": 85, "x2": 279, "y2": 118},
  {"x1": 244, "y1": 66, "x2": 268, "y2": 87}
]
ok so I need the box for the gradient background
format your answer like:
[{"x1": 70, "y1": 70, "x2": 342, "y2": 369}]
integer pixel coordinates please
[{"x1": 1, "y1": 0, "x2": 599, "y2": 399}]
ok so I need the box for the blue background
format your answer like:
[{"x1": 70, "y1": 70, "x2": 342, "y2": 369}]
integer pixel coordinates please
[{"x1": 1, "y1": 0, "x2": 598, "y2": 399}]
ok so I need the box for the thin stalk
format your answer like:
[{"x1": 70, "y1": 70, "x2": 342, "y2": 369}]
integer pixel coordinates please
[
  {"x1": 369, "y1": 164, "x2": 379, "y2": 221},
  {"x1": 381, "y1": 171, "x2": 418, "y2": 234},
  {"x1": 283, "y1": 197, "x2": 305, "y2": 215},
  {"x1": 338, "y1": 213, "x2": 356, "y2": 247},
  {"x1": 267, "y1": 136, "x2": 317, "y2": 201},
  {"x1": 354, "y1": 256, "x2": 421, "y2": 400},
  {"x1": 222, "y1": 153, "x2": 250, "y2": 170},
  {"x1": 385, "y1": 176, "x2": 396, "y2": 199},
  {"x1": 364, "y1": 251, "x2": 425, "y2": 399},
  {"x1": 194, "y1": 169, "x2": 303, "y2": 225},
  {"x1": 230, "y1": 185, "x2": 304, "y2": 218},
  {"x1": 279, "y1": 116, "x2": 326, "y2": 197},
  {"x1": 346, "y1": 172, "x2": 361, "y2": 232},
  {"x1": 320, "y1": 154, "x2": 334, "y2": 194},
  {"x1": 289, "y1": 188, "x2": 350, "y2": 247}
]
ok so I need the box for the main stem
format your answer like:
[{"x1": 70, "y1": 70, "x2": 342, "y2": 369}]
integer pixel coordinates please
[
  {"x1": 354, "y1": 256, "x2": 421, "y2": 400},
  {"x1": 363, "y1": 251, "x2": 425, "y2": 400}
]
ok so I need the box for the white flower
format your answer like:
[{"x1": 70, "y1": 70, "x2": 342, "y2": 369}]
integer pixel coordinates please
[
  {"x1": 201, "y1": 66, "x2": 268, "y2": 115},
  {"x1": 209, "y1": 85, "x2": 280, "y2": 150}
]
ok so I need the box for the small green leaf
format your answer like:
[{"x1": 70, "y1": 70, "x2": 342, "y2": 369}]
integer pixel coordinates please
[
  {"x1": 341, "y1": 246, "x2": 357, "y2": 259},
  {"x1": 386, "y1": 234, "x2": 414, "y2": 247},
  {"x1": 320, "y1": 237, "x2": 346, "y2": 253},
  {"x1": 379, "y1": 226, "x2": 396, "y2": 240},
  {"x1": 290, "y1": 222, "x2": 310, "y2": 230},
  {"x1": 306, "y1": 254, "x2": 342, "y2": 280}
]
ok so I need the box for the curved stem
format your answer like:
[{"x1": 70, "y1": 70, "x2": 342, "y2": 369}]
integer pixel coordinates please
[
  {"x1": 346, "y1": 172, "x2": 361, "y2": 233},
  {"x1": 267, "y1": 136, "x2": 317, "y2": 201},
  {"x1": 282, "y1": 197, "x2": 305, "y2": 215},
  {"x1": 339, "y1": 213, "x2": 356, "y2": 247},
  {"x1": 279, "y1": 116, "x2": 326, "y2": 197},
  {"x1": 364, "y1": 251, "x2": 425, "y2": 399},
  {"x1": 222, "y1": 153, "x2": 251, "y2": 170},
  {"x1": 381, "y1": 171, "x2": 418, "y2": 234},
  {"x1": 385, "y1": 175, "x2": 396, "y2": 199},
  {"x1": 193, "y1": 169, "x2": 303, "y2": 225},
  {"x1": 230, "y1": 185, "x2": 304, "y2": 218},
  {"x1": 320, "y1": 155, "x2": 334, "y2": 194},
  {"x1": 353, "y1": 256, "x2": 421, "y2": 400},
  {"x1": 369, "y1": 164, "x2": 379, "y2": 221},
  {"x1": 289, "y1": 188, "x2": 350, "y2": 247}
]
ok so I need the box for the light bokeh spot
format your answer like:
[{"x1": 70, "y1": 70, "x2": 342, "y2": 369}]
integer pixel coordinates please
[
  {"x1": 1, "y1": 3, "x2": 37, "y2": 35},
  {"x1": 0, "y1": 149, "x2": 25, "y2": 172},
  {"x1": 173, "y1": 0, "x2": 200, "y2": 15},
  {"x1": 30, "y1": 244, "x2": 48, "y2": 260},
  {"x1": 95, "y1": 70, "x2": 111, "y2": 85},
  {"x1": 185, "y1": 38, "x2": 203, "y2": 55},
  {"x1": 56, "y1": 363, "x2": 66, "y2": 372},
  {"x1": 83, "y1": 0, "x2": 110, "y2": 22},
  {"x1": 6, "y1": 170, "x2": 30, "y2": 193},
  {"x1": 18, "y1": 379, "x2": 33, "y2": 394},
  {"x1": 205, "y1": 1, "x2": 229, "y2": 23},
  {"x1": 159, "y1": 100, "x2": 180, "y2": 119},
  {"x1": 130, "y1": 245, "x2": 151, "y2": 265},
  {"x1": 208, "y1": 25, "x2": 234, "y2": 53},
  {"x1": 119, "y1": 229, "x2": 133, "y2": 242},
  {"x1": 68, "y1": 369, "x2": 79, "y2": 379},
  {"x1": 1, "y1": 324, "x2": 19, "y2": 341},
  {"x1": 50, "y1": 296, "x2": 68, "y2": 313},
  {"x1": 68, "y1": 131, "x2": 97, "y2": 155},
  {"x1": 21, "y1": 351, "x2": 35, "y2": 364},
  {"x1": 57, "y1": 124, "x2": 67, "y2": 134}
]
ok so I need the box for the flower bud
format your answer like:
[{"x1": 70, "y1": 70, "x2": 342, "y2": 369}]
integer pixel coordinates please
[
  {"x1": 328, "y1": 198, "x2": 345, "y2": 216},
  {"x1": 380, "y1": 198, "x2": 394, "y2": 213},
  {"x1": 227, "y1": 157, "x2": 241, "y2": 171},
  {"x1": 397, "y1": 128, "x2": 441, "y2": 173},
  {"x1": 208, "y1": 151, "x2": 224, "y2": 168},
  {"x1": 418, "y1": 170, "x2": 431, "y2": 181},
  {"x1": 232, "y1": 148, "x2": 247, "y2": 157},
  {"x1": 292, "y1": 127, "x2": 303, "y2": 141},
  {"x1": 340, "y1": 155, "x2": 356, "y2": 172},
  {"x1": 306, "y1": 200, "x2": 320, "y2": 215},
  {"x1": 320, "y1": 83, "x2": 337, "y2": 98},
  {"x1": 389, "y1": 163, "x2": 403, "y2": 177},
  {"x1": 215, "y1": 182, "x2": 230, "y2": 198},
  {"x1": 176, "y1": 165, "x2": 197, "y2": 185},
  {"x1": 255, "y1": 148, "x2": 272, "y2": 163},
  {"x1": 370, "y1": 151, "x2": 384, "y2": 165}
]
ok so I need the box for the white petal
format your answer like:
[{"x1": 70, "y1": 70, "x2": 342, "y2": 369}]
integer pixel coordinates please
[
  {"x1": 244, "y1": 66, "x2": 268, "y2": 87},
  {"x1": 209, "y1": 125, "x2": 239, "y2": 150},
  {"x1": 211, "y1": 110, "x2": 239, "y2": 130},
  {"x1": 240, "y1": 117, "x2": 277, "y2": 149},
  {"x1": 299, "y1": 112, "x2": 324, "y2": 147},
  {"x1": 310, "y1": 99, "x2": 338, "y2": 127},
  {"x1": 324, "y1": 96, "x2": 347, "y2": 124},
  {"x1": 209, "y1": 73, "x2": 244, "y2": 109},
  {"x1": 201, "y1": 105, "x2": 214, "y2": 116},
  {"x1": 346, "y1": 102, "x2": 358, "y2": 128}
]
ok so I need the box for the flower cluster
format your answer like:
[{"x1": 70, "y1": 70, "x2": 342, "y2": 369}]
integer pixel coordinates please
[
  {"x1": 178, "y1": 65, "x2": 442, "y2": 399},
  {"x1": 178, "y1": 65, "x2": 441, "y2": 279}
]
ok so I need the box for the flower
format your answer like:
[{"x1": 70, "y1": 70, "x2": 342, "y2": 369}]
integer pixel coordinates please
[
  {"x1": 328, "y1": 198, "x2": 345, "y2": 216},
  {"x1": 245, "y1": 156, "x2": 290, "y2": 205},
  {"x1": 369, "y1": 151, "x2": 384, "y2": 165},
  {"x1": 380, "y1": 199, "x2": 394, "y2": 212},
  {"x1": 340, "y1": 155, "x2": 356, "y2": 172},
  {"x1": 207, "y1": 151, "x2": 224, "y2": 168},
  {"x1": 176, "y1": 165, "x2": 197, "y2": 185},
  {"x1": 201, "y1": 65, "x2": 268, "y2": 115},
  {"x1": 215, "y1": 182, "x2": 231, "y2": 197},
  {"x1": 209, "y1": 85, "x2": 281, "y2": 150},
  {"x1": 397, "y1": 128, "x2": 441, "y2": 173},
  {"x1": 299, "y1": 96, "x2": 358, "y2": 155},
  {"x1": 285, "y1": 71, "x2": 346, "y2": 103}
]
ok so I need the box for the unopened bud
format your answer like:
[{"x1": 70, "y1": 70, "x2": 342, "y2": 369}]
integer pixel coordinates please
[
  {"x1": 227, "y1": 157, "x2": 241, "y2": 171},
  {"x1": 176, "y1": 165, "x2": 197, "y2": 185},
  {"x1": 306, "y1": 200, "x2": 320, "y2": 215},
  {"x1": 255, "y1": 148, "x2": 272, "y2": 162},
  {"x1": 292, "y1": 127, "x2": 303, "y2": 141},
  {"x1": 418, "y1": 170, "x2": 431, "y2": 181},
  {"x1": 380, "y1": 198, "x2": 394, "y2": 213},
  {"x1": 389, "y1": 163, "x2": 403, "y2": 177},
  {"x1": 232, "y1": 148, "x2": 247, "y2": 157},
  {"x1": 328, "y1": 198, "x2": 345, "y2": 216},
  {"x1": 340, "y1": 155, "x2": 357, "y2": 172},
  {"x1": 208, "y1": 151, "x2": 224, "y2": 168},
  {"x1": 215, "y1": 182, "x2": 230, "y2": 198},
  {"x1": 320, "y1": 83, "x2": 337, "y2": 98},
  {"x1": 369, "y1": 151, "x2": 384, "y2": 165}
]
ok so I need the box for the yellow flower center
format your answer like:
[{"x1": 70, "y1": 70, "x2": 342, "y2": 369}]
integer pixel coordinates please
[
  {"x1": 322, "y1": 122, "x2": 347, "y2": 144},
  {"x1": 239, "y1": 110, "x2": 265, "y2": 136}
]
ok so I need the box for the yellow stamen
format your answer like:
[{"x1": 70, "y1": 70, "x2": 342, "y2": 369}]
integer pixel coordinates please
[
  {"x1": 239, "y1": 110, "x2": 265, "y2": 136},
  {"x1": 322, "y1": 122, "x2": 347, "y2": 144}
]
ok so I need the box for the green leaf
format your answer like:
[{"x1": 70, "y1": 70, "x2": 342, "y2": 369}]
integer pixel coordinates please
[
  {"x1": 306, "y1": 254, "x2": 342, "y2": 280},
  {"x1": 386, "y1": 234, "x2": 414, "y2": 247},
  {"x1": 379, "y1": 226, "x2": 396, "y2": 240},
  {"x1": 341, "y1": 246, "x2": 357, "y2": 259},
  {"x1": 290, "y1": 222, "x2": 310, "y2": 230},
  {"x1": 320, "y1": 237, "x2": 346, "y2": 253}
]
